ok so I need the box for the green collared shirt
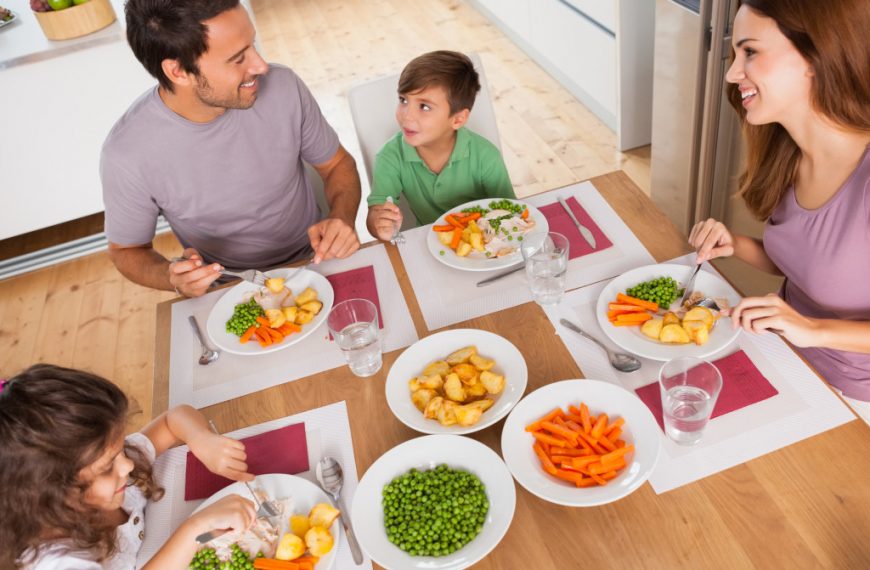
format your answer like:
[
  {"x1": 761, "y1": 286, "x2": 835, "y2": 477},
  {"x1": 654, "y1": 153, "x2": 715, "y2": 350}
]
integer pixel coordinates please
[{"x1": 368, "y1": 127, "x2": 515, "y2": 224}]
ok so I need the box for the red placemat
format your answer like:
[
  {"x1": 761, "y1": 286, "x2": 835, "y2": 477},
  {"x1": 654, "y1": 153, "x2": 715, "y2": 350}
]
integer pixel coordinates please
[
  {"x1": 635, "y1": 350, "x2": 780, "y2": 432},
  {"x1": 184, "y1": 423, "x2": 309, "y2": 501},
  {"x1": 538, "y1": 197, "x2": 613, "y2": 259},
  {"x1": 326, "y1": 265, "x2": 383, "y2": 330}
]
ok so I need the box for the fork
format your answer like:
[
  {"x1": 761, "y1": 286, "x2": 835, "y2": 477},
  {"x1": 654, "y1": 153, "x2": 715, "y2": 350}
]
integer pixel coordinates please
[
  {"x1": 170, "y1": 257, "x2": 267, "y2": 287},
  {"x1": 386, "y1": 196, "x2": 406, "y2": 245}
]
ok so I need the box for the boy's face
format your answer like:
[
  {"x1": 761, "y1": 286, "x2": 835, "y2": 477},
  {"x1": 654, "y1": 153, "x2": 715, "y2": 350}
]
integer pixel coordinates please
[
  {"x1": 396, "y1": 85, "x2": 469, "y2": 148},
  {"x1": 192, "y1": 5, "x2": 269, "y2": 110},
  {"x1": 79, "y1": 434, "x2": 135, "y2": 512}
]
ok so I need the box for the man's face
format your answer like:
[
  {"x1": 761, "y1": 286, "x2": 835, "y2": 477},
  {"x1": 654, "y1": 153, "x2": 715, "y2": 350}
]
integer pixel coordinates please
[
  {"x1": 194, "y1": 5, "x2": 269, "y2": 110},
  {"x1": 395, "y1": 85, "x2": 465, "y2": 148}
]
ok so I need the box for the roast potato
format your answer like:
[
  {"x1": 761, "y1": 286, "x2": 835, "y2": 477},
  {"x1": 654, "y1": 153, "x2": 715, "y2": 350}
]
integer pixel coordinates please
[
  {"x1": 641, "y1": 317, "x2": 664, "y2": 340},
  {"x1": 660, "y1": 323, "x2": 691, "y2": 344},
  {"x1": 446, "y1": 346, "x2": 477, "y2": 365}
]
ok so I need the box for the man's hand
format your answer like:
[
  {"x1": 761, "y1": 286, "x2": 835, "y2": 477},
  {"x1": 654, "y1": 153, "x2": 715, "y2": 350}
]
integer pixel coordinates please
[
  {"x1": 368, "y1": 201, "x2": 403, "y2": 242},
  {"x1": 308, "y1": 218, "x2": 360, "y2": 263},
  {"x1": 170, "y1": 248, "x2": 222, "y2": 297}
]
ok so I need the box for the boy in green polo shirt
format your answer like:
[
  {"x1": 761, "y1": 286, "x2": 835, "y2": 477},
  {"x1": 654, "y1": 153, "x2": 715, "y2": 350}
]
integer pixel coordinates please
[{"x1": 366, "y1": 51, "x2": 515, "y2": 240}]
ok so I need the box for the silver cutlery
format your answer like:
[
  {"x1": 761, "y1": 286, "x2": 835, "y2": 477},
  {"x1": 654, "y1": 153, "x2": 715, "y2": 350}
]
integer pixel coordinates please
[
  {"x1": 285, "y1": 256, "x2": 316, "y2": 282},
  {"x1": 188, "y1": 316, "x2": 220, "y2": 365},
  {"x1": 476, "y1": 264, "x2": 524, "y2": 287},
  {"x1": 559, "y1": 318, "x2": 642, "y2": 373},
  {"x1": 557, "y1": 196, "x2": 596, "y2": 249},
  {"x1": 316, "y1": 457, "x2": 364, "y2": 565},
  {"x1": 679, "y1": 264, "x2": 702, "y2": 306},
  {"x1": 691, "y1": 297, "x2": 722, "y2": 312},
  {"x1": 386, "y1": 196, "x2": 406, "y2": 245}
]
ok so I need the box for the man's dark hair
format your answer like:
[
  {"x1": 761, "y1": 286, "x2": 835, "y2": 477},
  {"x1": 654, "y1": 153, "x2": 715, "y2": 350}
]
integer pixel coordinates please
[
  {"x1": 398, "y1": 51, "x2": 481, "y2": 115},
  {"x1": 125, "y1": 0, "x2": 241, "y2": 92}
]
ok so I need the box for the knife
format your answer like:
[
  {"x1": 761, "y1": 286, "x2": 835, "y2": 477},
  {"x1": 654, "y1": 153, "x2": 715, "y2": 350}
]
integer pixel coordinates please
[
  {"x1": 557, "y1": 197, "x2": 597, "y2": 249},
  {"x1": 476, "y1": 264, "x2": 524, "y2": 287}
]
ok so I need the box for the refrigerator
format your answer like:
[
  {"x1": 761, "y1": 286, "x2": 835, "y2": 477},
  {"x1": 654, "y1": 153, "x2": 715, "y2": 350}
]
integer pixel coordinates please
[{"x1": 649, "y1": 0, "x2": 783, "y2": 296}]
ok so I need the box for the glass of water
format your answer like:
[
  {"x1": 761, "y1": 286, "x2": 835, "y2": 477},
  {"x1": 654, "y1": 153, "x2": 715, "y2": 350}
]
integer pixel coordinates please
[
  {"x1": 520, "y1": 232, "x2": 569, "y2": 306},
  {"x1": 327, "y1": 298, "x2": 382, "y2": 377},
  {"x1": 658, "y1": 356, "x2": 722, "y2": 445}
]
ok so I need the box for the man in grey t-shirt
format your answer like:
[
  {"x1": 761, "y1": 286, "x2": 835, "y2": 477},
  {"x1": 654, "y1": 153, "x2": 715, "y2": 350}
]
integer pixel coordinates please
[{"x1": 102, "y1": 0, "x2": 360, "y2": 297}]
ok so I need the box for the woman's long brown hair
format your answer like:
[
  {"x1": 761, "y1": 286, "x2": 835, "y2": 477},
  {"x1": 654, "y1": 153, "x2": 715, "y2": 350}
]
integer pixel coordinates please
[
  {"x1": 728, "y1": 0, "x2": 870, "y2": 220},
  {"x1": 0, "y1": 364, "x2": 164, "y2": 568}
]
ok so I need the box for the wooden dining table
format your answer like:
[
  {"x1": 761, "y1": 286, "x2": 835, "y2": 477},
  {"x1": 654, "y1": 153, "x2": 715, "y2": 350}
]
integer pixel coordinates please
[{"x1": 153, "y1": 171, "x2": 870, "y2": 569}]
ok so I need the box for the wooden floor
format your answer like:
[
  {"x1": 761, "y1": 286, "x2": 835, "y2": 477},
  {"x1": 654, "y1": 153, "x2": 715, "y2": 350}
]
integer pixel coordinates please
[{"x1": 0, "y1": 0, "x2": 650, "y2": 430}]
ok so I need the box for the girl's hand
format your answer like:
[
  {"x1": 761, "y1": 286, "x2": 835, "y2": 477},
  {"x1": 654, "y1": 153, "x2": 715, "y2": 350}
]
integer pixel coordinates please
[
  {"x1": 370, "y1": 201, "x2": 403, "y2": 242},
  {"x1": 689, "y1": 218, "x2": 735, "y2": 263},
  {"x1": 726, "y1": 294, "x2": 819, "y2": 347},
  {"x1": 188, "y1": 432, "x2": 255, "y2": 482},
  {"x1": 190, "y1": 494, "x2": 257, "y2": 535}
]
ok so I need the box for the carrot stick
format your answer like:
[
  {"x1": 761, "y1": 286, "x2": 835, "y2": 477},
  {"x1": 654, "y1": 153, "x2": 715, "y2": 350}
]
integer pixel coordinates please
[
  {"x1": 570, "y1": 456, "x2": 601, "y2": 469},
  {"x1": 599, "y1": 471, "x2": 619, "y2": 481},
  {"x1": 540, "y1": 441, "x2": 551, "y2": 456},
  {"x1": 577, "y1": 430, "x2": 608, "y2": 454},
  {"x1": 580, "y1": 403, "x2": 592, "y2": 434},
  {"x1": 255, "y1": 327, "x2": 272, "y2": 346},
  {"x1": 563, "y1": 419, "x2": 584, "y2": 434},
  {"x1": 541, "y1": 421, "x2": 579, "y2": 443},
  {"x1": 253, "y1": 559, "x2": 300, "y2": 570},
  {"x1": 591, "y1": 414, "x2": 608, "y2": 440},
  {"x1": 589, "y1": 471, "x2": 607, "y2": 486},
  {"x1": 298, "y1": 563, "x2": 313, "y2": 570},
  {"x1": 459, "y1": 212, "x2": 481, "y2": 222},
  {"x1": 533, "y1": 442, "x2": 558, "y2": 476},
  {"x1": 266, "y1": 328, "x2": 284, "y2": 342},
  {"x1": 608, "y1": 303, "x2": 648, "y2": 312},
  {"x1": 295, "y1": 556, "x2": 320, "y2": 564},
  {"x1": 607, "y1": 426, "x2": 623, "y2": 441},
  {"x1": 613, "y1": 320, "x2": 645, "y2": 327},
  {"x1": 615, "y1": 312, "x2": 653, "y2": 323},
  {"x1": 606, "y1": 417, "x2": 625, "y2": 435},
  {"x1": 525, "y1": 407, "x2": 564, "y2": 432},
  {"x1": 576, "y1": 477, "x2": 599, "y2": 487},
  {"x1": 445, "y1": 214, "x2": 465, "y2": 228},
  {"x1": 600, "y1": 444, "x2": 635, "y2": 466},
  {"x1": 616, "y1": 292, "x2": 659, "y2": 311},
  {"x1": 256, "y1": 316, "x2": 271, "y2": 327},
  {"x1": 554, "y1": 468, "x2": 585, "y2": 485},
  {"x1": 549, "y1": 446, "x2": 589, "y2": 457},
  {"x1": 432, "y1": 224, "x2": 455, "y2": 232},
  {"x1": 450, "y1": 228, "x2": 462, "y2": 249},
  {"x1": 597, "y1": 434, "x2": 617, "y2": 452},
  {"x1": 521, "y1": 208, "x2": 529, "y2": 219},
  {"x1": 532, "y1": 431, "x2": 568, "y2": 447},
  {"x1": 240, "y1": 325, "x2": 256, "y2": 344}
]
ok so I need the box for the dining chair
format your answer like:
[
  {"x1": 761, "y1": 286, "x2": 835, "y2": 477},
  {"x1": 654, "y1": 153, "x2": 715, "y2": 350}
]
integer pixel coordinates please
[{"x1": 347, "y1": 52, "x2": 502, "y2": 230}]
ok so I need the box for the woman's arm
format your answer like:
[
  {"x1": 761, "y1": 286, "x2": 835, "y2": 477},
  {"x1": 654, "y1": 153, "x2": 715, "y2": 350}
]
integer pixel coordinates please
[
  {"x1": 689, "y1": 218, "x2": 783, "y2": 275},
  {"x1": 140, "y1": 405, "x2": 253, "y2": 481},
  {"x1": 730, "y1": 234, "x2": 783, "y2": 276}
]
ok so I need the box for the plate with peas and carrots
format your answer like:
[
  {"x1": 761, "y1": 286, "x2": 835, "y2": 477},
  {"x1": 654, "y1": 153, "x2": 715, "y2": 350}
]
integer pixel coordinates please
[
  {"x1": 426, "y1": 198, "x2": 549, "y2": 271},
  {"x1": 501, "y1": 380, "x2": 661, "y2": 507},
  {"x1": 595, "y1": 263, "x2": 741, "y2": 361},
  {"x1": 205, "y1": 267, "x2": 334, "y2": 356}
]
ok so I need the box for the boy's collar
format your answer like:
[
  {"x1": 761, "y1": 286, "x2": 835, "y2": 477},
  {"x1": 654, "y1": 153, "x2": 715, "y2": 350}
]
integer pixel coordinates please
[{"x1": 401, "y1": 127, "x2": 471, "y2": 164}]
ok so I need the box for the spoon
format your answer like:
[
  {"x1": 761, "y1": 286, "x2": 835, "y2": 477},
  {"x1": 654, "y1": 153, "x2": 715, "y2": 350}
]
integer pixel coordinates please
[
  {"x1": 316, "y1": 457, "x2": 364, "y2": 565},
  {"x1": 559, "y1": 319, "x2": 642, "y2": 373},
  {"x1": 188, "y1": 316, "x2": 220, "y2": 365}
]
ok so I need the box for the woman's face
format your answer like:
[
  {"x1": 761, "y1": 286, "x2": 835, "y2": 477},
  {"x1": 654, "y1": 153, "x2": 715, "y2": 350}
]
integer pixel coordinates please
[
  {"x1": 725, "y1": 5, "x2": 814, "y2": 126},
  {"x1": 79, "y1": 434, "x2": 135, "y2": 511}
]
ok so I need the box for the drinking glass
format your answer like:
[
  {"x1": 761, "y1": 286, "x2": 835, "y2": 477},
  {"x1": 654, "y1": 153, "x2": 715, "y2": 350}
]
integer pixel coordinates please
[
  {"x1": 658, "y1": 356, "x2": 723, "y2": 445},
  {"x1": 327, "y1": 298, "x2": 382, "y2": 377},
  {"x1": 520, "y1": 232, "x2": 569, "y2": 306}
]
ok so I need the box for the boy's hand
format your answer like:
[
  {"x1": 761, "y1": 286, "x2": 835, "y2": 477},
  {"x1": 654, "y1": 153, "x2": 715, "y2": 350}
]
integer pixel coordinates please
[
  {"x1": 369, "y1": 201, "x2": 403, "y2": 242},
  {"x1": 188, "y1": 432, "x2": 254, "y2": 482}
]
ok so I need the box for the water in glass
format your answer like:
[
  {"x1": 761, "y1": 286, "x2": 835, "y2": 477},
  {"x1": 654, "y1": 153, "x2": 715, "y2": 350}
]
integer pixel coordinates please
[
  {"x1": 337, "y1": 321, "x2": 382, "y2": 377},
  {"x1": 526, "y1": 255, "x2": 568, "y2": 305},
  {"x1": 663, "y1": 384, "x2": 714, "y2": 445}
]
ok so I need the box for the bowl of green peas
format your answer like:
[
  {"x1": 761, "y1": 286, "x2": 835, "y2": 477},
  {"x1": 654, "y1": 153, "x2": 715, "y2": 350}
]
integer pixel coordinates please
[
  {"x1": 351, "y1": 435, "x2": 516, "y2": 569},
  {"x1": 595, "y1": 262, "x2": 741, "y2": 361}
]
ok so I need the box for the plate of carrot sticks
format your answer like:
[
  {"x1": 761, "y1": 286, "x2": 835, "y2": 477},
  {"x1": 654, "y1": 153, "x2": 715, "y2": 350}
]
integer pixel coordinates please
[
  {"x1": 595, "y1": 264, "x2": 740, "y2": 361},
  {"x1": 206, "y1": 267, "x2": 334, "y2": 356},
  {"x1": 426, "y1": 198, "x2": 549, "y2": 271},
  {"x1": 501, "y1": 380, "x2": 661, "y2": 506}
]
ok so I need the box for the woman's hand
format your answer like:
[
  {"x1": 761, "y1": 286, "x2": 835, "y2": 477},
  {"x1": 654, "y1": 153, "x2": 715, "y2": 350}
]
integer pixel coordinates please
[
  {"x1": 187, "y1": 432, "x2": 255, "y2": 482},
  {"x1": 727, "y1": 294, "x2": 819, "y2": 347},
  {"x1": 189, "y1": 494, "x2": 257, "y2": 535},
  {"x1": 688, "y1": 218, "x2": 735, "y2": 263}
]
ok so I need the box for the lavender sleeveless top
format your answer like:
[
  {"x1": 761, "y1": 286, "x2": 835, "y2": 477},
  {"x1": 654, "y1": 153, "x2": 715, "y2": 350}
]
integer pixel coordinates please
[{"x1": 763, "y1": 145, "x2": 870, "y2": 400}]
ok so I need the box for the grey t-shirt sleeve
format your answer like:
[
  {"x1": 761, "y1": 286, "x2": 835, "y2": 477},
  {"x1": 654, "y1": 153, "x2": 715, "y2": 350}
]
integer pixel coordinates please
[
  {"x1": 293, "y1": 73, "x2": 341, "y2": 166},
  {"x1": 101, "y1": 149, "x2": 160, "y2": 246}
]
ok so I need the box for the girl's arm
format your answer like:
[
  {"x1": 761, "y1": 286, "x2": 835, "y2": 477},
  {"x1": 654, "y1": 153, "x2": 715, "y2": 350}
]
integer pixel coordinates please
[
  {"x1": 141, "y1": 405, "x2": 253, "y2": 481},
  {"x1": 141, "y1": 494, "x2": 256, "y2": 570}
]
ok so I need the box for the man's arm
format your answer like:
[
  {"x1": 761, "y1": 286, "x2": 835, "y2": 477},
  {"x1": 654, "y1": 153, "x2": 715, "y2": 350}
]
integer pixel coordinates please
[
  {"x1": 108, "y1": 243, "x2": 221, "y2": 297},
  {"x1": 308, "y1": 144, "x2": 362, "y2": 262}
]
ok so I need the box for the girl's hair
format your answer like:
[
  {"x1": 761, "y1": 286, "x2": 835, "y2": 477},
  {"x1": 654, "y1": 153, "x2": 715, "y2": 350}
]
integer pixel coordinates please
[
  {"x1": 0, "y1": 364, "x2": 163, "y2": 569},
  {"x1": 727, "y1": 0, "x2": 870, "y2": 220}
]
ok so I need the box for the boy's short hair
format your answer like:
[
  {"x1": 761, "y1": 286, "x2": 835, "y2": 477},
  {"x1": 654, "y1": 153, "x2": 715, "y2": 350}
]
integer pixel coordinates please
[
  {"x1": 125, "y1": 0, "x2": 240, "y2": 93},
  {"x1": 398, "y1": 51, "x2": 481, "y2": 115}
]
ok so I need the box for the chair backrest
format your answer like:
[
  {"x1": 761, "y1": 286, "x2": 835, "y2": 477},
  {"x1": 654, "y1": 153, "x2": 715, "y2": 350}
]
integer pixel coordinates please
[{"x1": 347, "y1": 53, "x2": 501, "y2": 229}]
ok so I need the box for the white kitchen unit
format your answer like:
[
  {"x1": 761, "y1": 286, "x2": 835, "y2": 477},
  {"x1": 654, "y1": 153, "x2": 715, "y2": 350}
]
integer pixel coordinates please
[{"x1": 470, "y1": 0, "x2": 654, "y2": 151}]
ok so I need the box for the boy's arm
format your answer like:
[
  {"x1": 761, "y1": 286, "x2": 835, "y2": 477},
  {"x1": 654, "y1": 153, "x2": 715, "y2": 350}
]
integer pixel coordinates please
[
  {"x1": 140, "y1": 405, "x2": 253, "y2": 481},
  {"x1": 367, "y1": 149, "x2": 405, "y2": 239}
]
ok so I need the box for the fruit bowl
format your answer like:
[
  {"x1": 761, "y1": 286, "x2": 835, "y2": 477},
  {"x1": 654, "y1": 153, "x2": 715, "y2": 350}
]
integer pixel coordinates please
[{"x1": 32, "y1": 0, "x2": 115, "y2": 40}]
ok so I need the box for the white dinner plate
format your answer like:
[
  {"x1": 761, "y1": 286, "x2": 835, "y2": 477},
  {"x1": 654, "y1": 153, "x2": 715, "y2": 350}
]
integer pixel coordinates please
[
  {"x1": 426, "y1": 198, "x2": 549, "y2": 272},
  {"x1": 385, "y1": 329, "x2": 528, "y2": 435},
  {"x1": 595, "y1": 263, "x2": 741, "y2": 361},
  {"x1": 501, "y1": 380, "x2": 661, "y2": 507},
  {"x1": 206, "y1": 267, "x2": 334, "y2": 356},
  {"x1": 351, "y1": 435, "x2": 516, "y2": 570},
  {"x1": 193, "y1": 473, "x2": 340, "y2": 569}
]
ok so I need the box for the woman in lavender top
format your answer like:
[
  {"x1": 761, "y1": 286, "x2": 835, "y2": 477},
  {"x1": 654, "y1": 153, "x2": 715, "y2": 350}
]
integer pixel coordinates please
[{"x1": 688, "y1": 0, "x2": 870, "y2": 413}]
